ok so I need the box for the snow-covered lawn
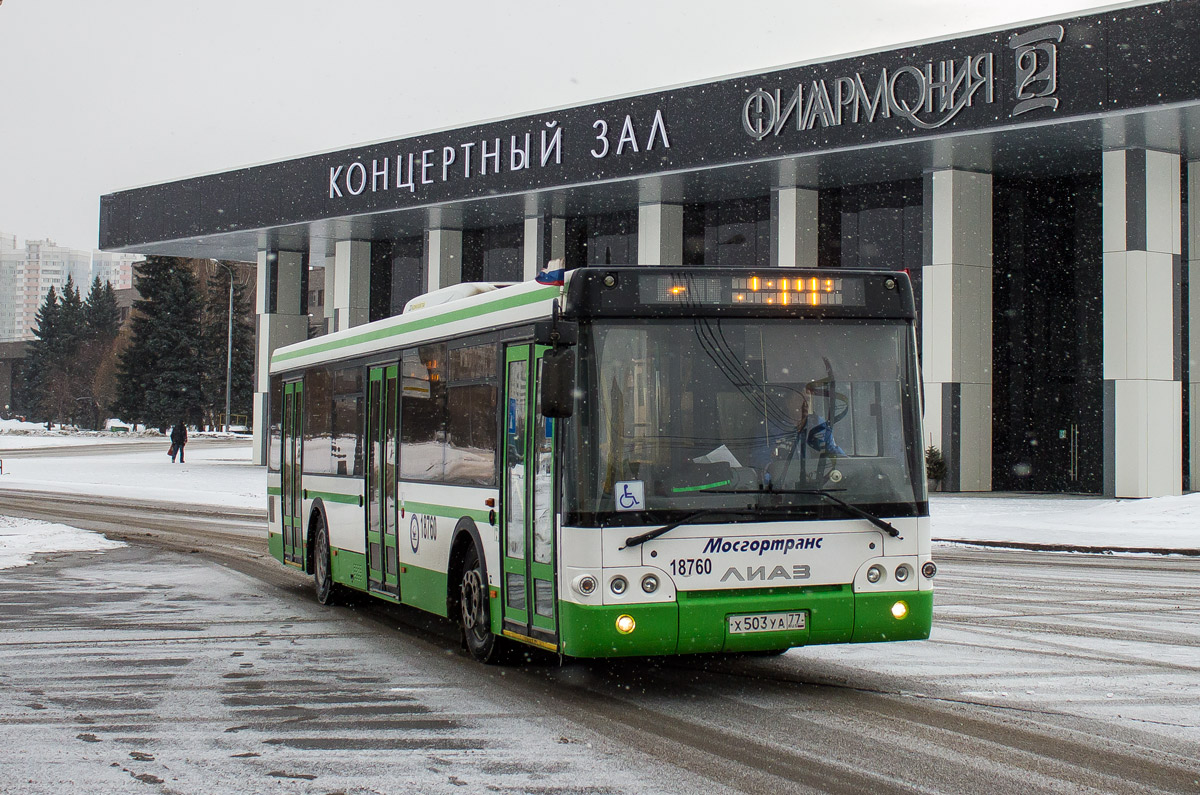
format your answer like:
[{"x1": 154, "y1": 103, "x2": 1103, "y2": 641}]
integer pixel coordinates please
[
  {"x1": 930, "y1": 493, "x2": 1200, "y2": 551},
  {"x1": 0, "y1": 440, "x2": 262, "y2": 510}
]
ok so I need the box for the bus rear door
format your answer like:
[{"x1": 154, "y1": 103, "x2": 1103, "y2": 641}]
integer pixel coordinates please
[
  {"x1": 281, "y1": 379, "x2": 304, "y2": 567},
  {"x1": 500, "y1": 344, "x2": 558, "y2": 651}
]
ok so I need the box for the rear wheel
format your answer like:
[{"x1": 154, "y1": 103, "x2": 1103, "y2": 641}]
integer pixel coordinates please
[
  {"x1": 313, "y1": 516, "x2": 338, "y2": 606},
  {"x1": 460, "y1": 543, "x2": 504, "y2": 663}
]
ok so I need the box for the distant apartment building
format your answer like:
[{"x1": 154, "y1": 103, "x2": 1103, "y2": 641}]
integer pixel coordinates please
[
  {"x1": 0, "y1": 234, "x2": 139, "y2": 342},
  {"x1": 92, "y1": 250, "x2": 138, "y2": 291}
]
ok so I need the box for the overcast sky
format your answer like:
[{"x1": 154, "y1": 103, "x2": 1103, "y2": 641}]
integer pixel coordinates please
[{"x1": 1, "y1": 0, "x2": 1121, "y2": 251}]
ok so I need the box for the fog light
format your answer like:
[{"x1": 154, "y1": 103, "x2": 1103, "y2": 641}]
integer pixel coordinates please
[
  {"x1": 891, "y1": 601, "x2": 909, "y2": 620},
  {"x1": 616, "y1": 614, "x2": 636, "y2": 634},
  {"x1": 866, "y1": 565, "x2": 884, "y2": 584},
  {"x1": 610, "y1": 576, "x2": 628, "y2": 595},
  {"x1": 641, "y1": 574, "x2": 659, "y2": 593},
  {"x1": 922, "y1": 561, "x2": 937, "y2": 579},
  {"x1": 575, "y1": 575, "x2": 597, "y2": 596},
  {"x1": 894, "y1": 564, "x2": 911, "y2": 583}
]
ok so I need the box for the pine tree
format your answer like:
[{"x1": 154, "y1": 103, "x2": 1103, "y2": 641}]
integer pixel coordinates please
[
  {"x1": 73, "y1": 277, "x2": 124, "y2": 429},
  {"x1": 201, "y1": 262, "x2": 255, "y2": 429},
  {"x1": 18, "y1": 286, "x2": 60, "y2": 422},
  {"x1": 84, "y1": 277, "x2": 121, "y2": 342},
  {"x1": 34, "y1": 276, "x2": 92, "y2": 426},
  {"x1": 57, "y1": 275, "x2": 86, "y2": 356},
  {"x1": 114, "y1": 257, "x2": 206, "y2": 429}
]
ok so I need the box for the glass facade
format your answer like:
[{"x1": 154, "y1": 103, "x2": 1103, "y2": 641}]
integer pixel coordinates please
[
  {"x1": 993, "y1": 174, "x2": 1103, "y2": 493},
  {"x1": 463, "y1": 224, "x2": 523, "y2": 283},
  {"x1": 683, "y1": 197, "x2": 771, "y2": 268},
  {"x1": 563, "y1": 210, "x2": 638, "y2": 267}
]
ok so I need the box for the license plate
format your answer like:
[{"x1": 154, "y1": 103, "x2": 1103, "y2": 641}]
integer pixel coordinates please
[{"x1": 727, "y1": 611, "x2": 807, "y2": 634}]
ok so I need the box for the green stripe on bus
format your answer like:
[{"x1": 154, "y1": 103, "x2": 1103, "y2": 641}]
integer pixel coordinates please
[
  {"x1": 267, "y1": 486, "x2": 281, "y2": 496},
  {"x1": 307, "y1": 490, "x2": 362, "y2": 505},
  {"x1": 273, "y1": 286, "x2": 558, "y2": 364},
  {"x1": 404, "y1": 501, "x2": 490, "y2": 524},
  {"x1": 671, "y1": 479, "x2": 731, "y2": 493}
]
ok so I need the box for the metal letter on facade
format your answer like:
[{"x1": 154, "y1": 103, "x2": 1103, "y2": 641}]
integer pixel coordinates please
[
  {"x1": 590, "y1": 119, "x2": 609, "y2": 158},
  {"x1": 742, "y1": 89, "x2": 776, "y2": 140},
  {"x1": 1010, "y1": 24, "x2": 1064, "y2": 116}
]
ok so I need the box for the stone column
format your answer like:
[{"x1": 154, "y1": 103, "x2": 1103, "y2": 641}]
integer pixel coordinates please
[
  {"x1": 921, "y1": 169, "x2": 993, "y2": 492},
  {"x1": 331, "y1": 240, "x2": 370, "y2": 331},
  {"x1": 425, "y1": 228, "x2": 462, "y2": 292},
  {"x1": 771, "y1": 187, "x2": 819, "y2": 268},
  {"x1": 1103, "y1": 149, "x2": 1183, "y2": 497},
  {"x1": 252, "y1": 249, "x2": 307, "y2": 466},
  {"x1": 1189, "y1": 162, "x2": 1200, "y2": 492},
  {"x1": 524, "y1": 215, "x2": 566, "y2": 280},
  {"x1": 637, "y1": 203, "x2": 683, "y2": 265}
]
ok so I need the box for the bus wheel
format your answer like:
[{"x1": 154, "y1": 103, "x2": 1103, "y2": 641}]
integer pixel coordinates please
[
  {"x1": 313, "y1": 516, "x2": 338, "y2": 606},
  {"x1": 459, "y1": 543, "x2": 500, "y2": 662}
]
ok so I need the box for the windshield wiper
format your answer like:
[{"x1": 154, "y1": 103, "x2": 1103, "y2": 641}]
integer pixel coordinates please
[
  {"x1": 620, "y1": 491, "x2": 901, "y2": 549},
  {"x1": 762, "y1": 489, "x2": 901, "y2": 537},
  {"x1": 620, "y1": 510, "x2": 757, "y2": 549}
]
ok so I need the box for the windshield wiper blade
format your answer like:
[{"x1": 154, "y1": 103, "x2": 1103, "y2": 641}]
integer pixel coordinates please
[
  {"x1": 764, "y1": 489, "x2": 901, "y2": 537},
  {"x1": 620, "y1": 491, "x2": 900, "y2": 549},
  {"x1": 621, "y1": 510, "x2": 755, "y2": 549}
]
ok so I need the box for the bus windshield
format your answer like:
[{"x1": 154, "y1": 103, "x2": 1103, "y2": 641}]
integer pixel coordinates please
[{"x1": 565, "y1": 318, "x2": 924, "y2": 523}]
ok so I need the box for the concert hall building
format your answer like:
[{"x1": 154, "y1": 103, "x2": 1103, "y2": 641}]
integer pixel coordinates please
[{"x1": 100, "y1": 0, "x2": 1199, "y2": 498}]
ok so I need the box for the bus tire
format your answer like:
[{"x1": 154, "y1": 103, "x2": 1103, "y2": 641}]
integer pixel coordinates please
[
  {"x1": 459, "y1": 542, "x2": 503, "y2": 663},
  {"x1": 313, "y1": 513, "x2": 339, "y2": 606}
]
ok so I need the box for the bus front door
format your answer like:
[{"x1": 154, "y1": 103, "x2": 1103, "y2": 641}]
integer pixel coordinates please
[
  {"x1": 366, "y1": 364, "x2": 400, "y2": 597},
  {"x1": 281, "y1": 380, "x2": 304, "y2": 567},
  {"x1": 501, "y1": 344, "x2": 558, "y2": 651}
]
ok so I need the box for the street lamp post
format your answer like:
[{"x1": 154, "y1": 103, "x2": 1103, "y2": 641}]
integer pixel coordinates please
[{"x1": 216, "y1": 261, "x2": 234, "y2": 433}]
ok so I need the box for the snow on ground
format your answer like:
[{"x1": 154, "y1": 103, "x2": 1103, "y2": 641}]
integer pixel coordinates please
[
  {"x1": 0, "y1": 418, "x2": 164, "y2": 449},
  {"x1": 0, "y1": 435, "x2": 110, "y2": 449},
  {"x1": 0, "y1": 439, "x2": 262, "y2": 510},
  {"x1": 931, "y1": 493, "x2": 1200, "y2": 551},
  {"x1": 0, "y1": 516, "x2": 124, "y2": 569}
]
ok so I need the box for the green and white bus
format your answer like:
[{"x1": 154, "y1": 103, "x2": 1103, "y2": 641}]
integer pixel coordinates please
[{"x1": 267, "y1": 267, "x2": 933, "y2": 662}]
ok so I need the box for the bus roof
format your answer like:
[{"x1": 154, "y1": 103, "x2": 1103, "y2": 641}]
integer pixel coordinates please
[{"x1": 270, "y1": 278, "x2": 561, "y2": 374}]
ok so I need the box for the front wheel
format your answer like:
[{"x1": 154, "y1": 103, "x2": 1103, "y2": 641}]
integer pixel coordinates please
[
  {"x1": 459, "y1": 543, "x2": 504, "y2": 663},
  {"x1": 313, "y1": 516, "x2": 338, "y2": 606}
]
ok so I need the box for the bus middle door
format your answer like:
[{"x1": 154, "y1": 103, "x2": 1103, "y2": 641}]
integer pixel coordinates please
[
  {"x1": 366, "y1": 364, "x2": 400, "y2": 597},
  {"x1": 500, "y1": 344, "x2": 558, "y2": 651}
]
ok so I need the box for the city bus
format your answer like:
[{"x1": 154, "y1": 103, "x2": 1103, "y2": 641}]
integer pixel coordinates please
[{"x1": 266, "y1": 266, "x2": 933, "y2": 662}]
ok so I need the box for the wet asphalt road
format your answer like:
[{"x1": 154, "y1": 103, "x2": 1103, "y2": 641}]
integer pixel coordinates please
[
  {"x1": 0, "y1": 543, "x2": 727, "y2": 795},
  {"x1": 1, "y1": 491, "x2": 1198, "y2": 794}
]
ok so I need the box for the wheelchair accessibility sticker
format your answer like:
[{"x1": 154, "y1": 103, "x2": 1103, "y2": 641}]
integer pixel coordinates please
[{"x1": 615, "y1": 481, "x2": 645, "y2": 512}]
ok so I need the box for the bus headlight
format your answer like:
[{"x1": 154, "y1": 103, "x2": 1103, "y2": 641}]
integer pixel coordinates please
[
  {"x1": 866, "y1": 565, "x2": 885, "y2": 584},
  {"x1": 616, "y1": 614, "x2": 636, "y2": 634},
  {"x1": 891, "y1": 601, "x2": 909, "y2": 620},
  {"x1": 610, "y1": 576, "x2": 628, "y2": 595},
  {"x1": 922, "y1": 561, "x2": 938, "y2": 579},
  {"x1": 574, "y1": 575, "x2": 597, "y2": 596},
  {"x1": 641, "y1": 574, "x2": 659, "y2": 593},
  {"x1": 894, "y1": 564, "x2": 911, "y2": 583}
]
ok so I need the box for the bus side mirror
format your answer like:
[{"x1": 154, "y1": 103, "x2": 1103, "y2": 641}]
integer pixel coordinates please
[{"x1": 541, "y1": 348, "x2": 575, "y2": 418}]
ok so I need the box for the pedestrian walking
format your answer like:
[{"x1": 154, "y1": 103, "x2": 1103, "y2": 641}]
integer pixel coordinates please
[{"x1": 169, "y1": 421, "x2": 188, "y2": 463}]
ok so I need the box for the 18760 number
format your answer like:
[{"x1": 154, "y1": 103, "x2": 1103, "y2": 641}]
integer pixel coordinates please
[{"x1": 669, "y1": 558, "x2": 712, "y2": 577}]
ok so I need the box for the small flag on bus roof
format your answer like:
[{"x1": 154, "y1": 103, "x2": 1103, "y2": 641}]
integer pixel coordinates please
[{"x1": 535, "y1": 258, "x2": 565, "y2": 286}]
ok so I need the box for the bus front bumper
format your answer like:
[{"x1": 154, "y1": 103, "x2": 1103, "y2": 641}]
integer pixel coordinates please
[{"x1": 556, "y1": 587, "x2": 932, "y2": 658}]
